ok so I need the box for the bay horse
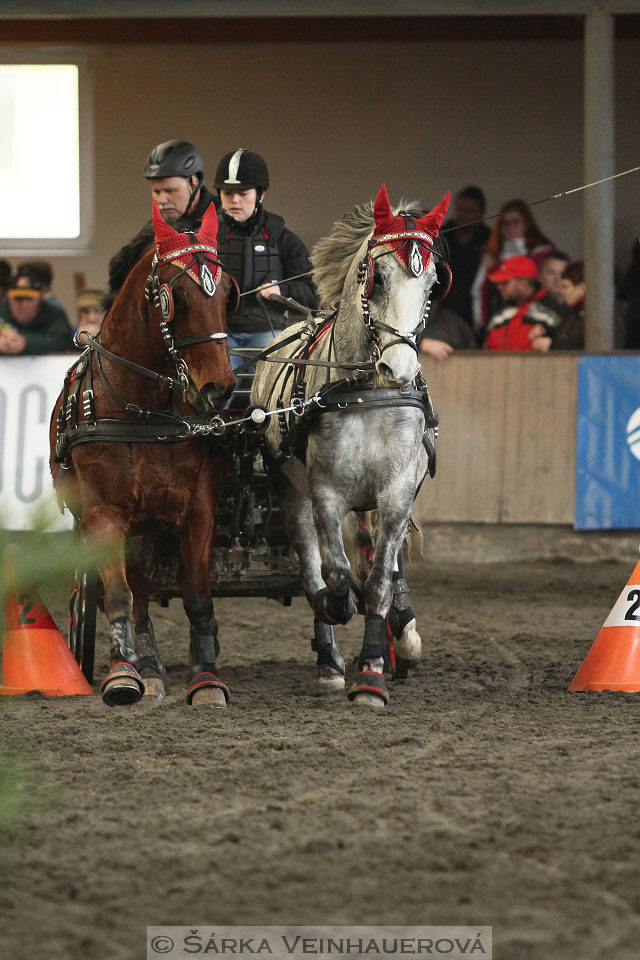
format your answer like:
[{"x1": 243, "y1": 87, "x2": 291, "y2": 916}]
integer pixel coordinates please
[
  {"x1": 50, "y1": 202, "x2": 236, "y2": 707},
  {"x1": 251, "y1": 184, "x2": 450, "y2": 707}
]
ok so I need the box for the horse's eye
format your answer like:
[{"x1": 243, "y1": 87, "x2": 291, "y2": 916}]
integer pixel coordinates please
[
  {"x1": 172, "y1": 290, "x2": 186, "y2": 309},
  {"x1": 372, "y1": 268, "x2": 383, "y2": 288}
]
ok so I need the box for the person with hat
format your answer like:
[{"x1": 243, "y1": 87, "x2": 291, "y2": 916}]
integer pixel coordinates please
[
  {"x1": 74, "y1": 288, "x2": 106, "y2": 341},
  {"x1": 484, "y1": 255, "x2": 563, "y2": 351},
  {"x1": 17, "y1": 259, "x2": 66, "y2": 314},
  {"x1": 0, "y1": 270, "x2": 71, "y2": 355},
  {"x1": 213, "y1": 147, "x2": 318, "y2": 369},
  {"x1": 143, "y1": 138, "x2": 217, "y2": 228},
  {"x1": 108, "y1": 139, "x2": 219, "y2": 298}
]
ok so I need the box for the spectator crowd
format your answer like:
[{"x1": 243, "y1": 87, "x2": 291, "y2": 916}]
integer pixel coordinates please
[
  {"x1": 0, "y1": 152, "x2": 638, "y2": 363},
  {"x1": 419, "y1": 184, "x2": 638, "y2": 361}
]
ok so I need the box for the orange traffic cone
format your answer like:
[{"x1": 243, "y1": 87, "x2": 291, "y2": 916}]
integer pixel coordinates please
[
  {"x1": 0, "y1": 576, "x2": 93, "y2": 697},
  {"x1": 569, "y1": 554, "x2": 640, "y2": 692}
]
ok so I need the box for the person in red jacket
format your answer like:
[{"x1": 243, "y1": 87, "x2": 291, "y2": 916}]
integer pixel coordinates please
[{"x1": 484, "y1": 255, "x2": 562, "y2": 351}]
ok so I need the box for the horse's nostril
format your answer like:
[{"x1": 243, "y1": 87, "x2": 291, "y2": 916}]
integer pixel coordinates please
[
  {"x1": 376, "y1": 362, "x2": 394, "y2": 381},
  {"x1": 202, "y1": 382, "x2": 232, "y2": 411}
]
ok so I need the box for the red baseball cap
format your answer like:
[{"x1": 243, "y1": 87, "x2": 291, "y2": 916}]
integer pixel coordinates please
[{"x1": 488, "y1": 255, "x2": 538, "y2": 283}]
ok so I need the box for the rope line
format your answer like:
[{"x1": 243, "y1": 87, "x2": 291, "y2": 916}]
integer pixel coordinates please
[{"x1": 240, "y1": 164, "x2": 640, "y2": 291}]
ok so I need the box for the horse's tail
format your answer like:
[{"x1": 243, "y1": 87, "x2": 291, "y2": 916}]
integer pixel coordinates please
[
  {"x1": 344, "y1": 510, "x2": 425, "y2": 589},
  {"x1": 343, "y1": 511, "x2": 374, "y2": 590}
]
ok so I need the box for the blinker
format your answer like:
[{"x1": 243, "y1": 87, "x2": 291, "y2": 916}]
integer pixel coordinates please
[
  {"x1": 409, "y1": 242, "x2": 423, "y2": 278},
  {"x1": 200, "y1": 262, "x2": 217, "y2": 297},
  {"x1": 158, "y1": 283, "x2": 174, "y2": 322}
]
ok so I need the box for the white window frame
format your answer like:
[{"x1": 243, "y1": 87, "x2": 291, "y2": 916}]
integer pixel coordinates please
[{"x1": 0, "y1": 47, "x2": 93, "y2": 255}]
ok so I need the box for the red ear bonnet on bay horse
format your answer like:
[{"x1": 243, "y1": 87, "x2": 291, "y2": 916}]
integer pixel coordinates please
[{"x1": 151, "y1": 201, "x2": 240, "y2": 316}]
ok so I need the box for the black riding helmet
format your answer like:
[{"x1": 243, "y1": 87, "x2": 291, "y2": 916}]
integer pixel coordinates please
[
  {"x1": 213, "y1": 149, "x2": 270, "y2": 194},
  {"x1": 143, "y1": 140, "x2": 204, "y2": 218},
  {"x1": 143, "y1": 139, "x2": 204, "y2": 181}
]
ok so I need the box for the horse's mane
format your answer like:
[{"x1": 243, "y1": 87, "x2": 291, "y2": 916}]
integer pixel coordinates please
[
  {"x1": 103, "y1": 222, "x2": 156, "y2": 314},
  {"x1": 311, "y1": 197, "x2": 448, "y2": 310}
]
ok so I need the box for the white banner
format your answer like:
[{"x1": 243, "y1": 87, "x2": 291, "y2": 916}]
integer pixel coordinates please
[{"x1": 0, "y1": 354, "x2": 75, "y2": 531}]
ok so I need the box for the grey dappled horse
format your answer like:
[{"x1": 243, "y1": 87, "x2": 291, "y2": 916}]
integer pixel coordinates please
[{"x1": 251, "y1": 184, "x2": 450, "y2": 706}]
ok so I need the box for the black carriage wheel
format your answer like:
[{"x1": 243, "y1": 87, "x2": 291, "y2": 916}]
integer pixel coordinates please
[{"x1": 68, "y1": 568, "x2": 98, "y2": 684}]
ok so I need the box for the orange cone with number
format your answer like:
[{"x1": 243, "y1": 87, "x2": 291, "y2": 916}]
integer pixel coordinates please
[
  {"x1": 568, "y1": 555, "x2": 640, "y2": 692},
  {"x1": 0, "y1": 579, "x2": 92, "y2": 696}
]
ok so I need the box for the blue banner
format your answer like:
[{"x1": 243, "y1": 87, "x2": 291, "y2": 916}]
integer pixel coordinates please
[{"x1": 576, "y1": 356, "x2": 640, "y2": 529}]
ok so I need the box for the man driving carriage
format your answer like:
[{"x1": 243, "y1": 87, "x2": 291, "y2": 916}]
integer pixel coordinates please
[
  {"x1": 213, "y1": 148, "x2": 319, "y2": 371},
  {"x1": 143, "y1": 138, "x2": 218, "y2": 228}
]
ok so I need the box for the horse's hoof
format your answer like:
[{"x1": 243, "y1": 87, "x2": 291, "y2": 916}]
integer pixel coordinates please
[
  {"x1": 142, "y1": 677, "x2": 165, "y2": 699},
  {"x1": 351, "y1": 691, "x2": 387, "y2": 709},
  {"x1": 347, "y1": 669, "x2": 389, "y2": 707},
  {"x1": 101, "y1": 662, "x2": 145, "y2": 707},
  {"x1": 316, "y1": 665, "x2": 346, "y2": 691},
  {"x1": 394, "y1": 619, "x2": 422, "y2": 663},
  {"x1": 190, "y1": 687, "x2": 227, "y2": 708},
  {"x1": 186, "y1": 672, "x2": 230, "y2": 708}
]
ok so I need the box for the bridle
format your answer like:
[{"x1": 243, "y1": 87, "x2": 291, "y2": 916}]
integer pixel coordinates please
[
  {"x1": 54, "y1": 235, "x2": 241, "y2": 467},
  {"x1": 144, "y1": 235, "x2": 238, "y2": 395},
  {"x1": 356, "y1": 216, "x2": 452, "y2": 360},
  {"x1": 71, "y1": 235, "x2": 240, "y2": 424}
]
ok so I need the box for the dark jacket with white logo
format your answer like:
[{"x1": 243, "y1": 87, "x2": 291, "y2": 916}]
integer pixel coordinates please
[{"x1": 217, "y1": 208, "x2": 318, "y2": 334}]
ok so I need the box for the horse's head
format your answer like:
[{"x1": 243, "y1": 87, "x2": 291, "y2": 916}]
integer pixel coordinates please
[
  {"x1": 357, "y1": 183, "x2": 451, "y2": 386},
  {"x1": 150, "y1": 201, "x2": 237, "y2": 413}
]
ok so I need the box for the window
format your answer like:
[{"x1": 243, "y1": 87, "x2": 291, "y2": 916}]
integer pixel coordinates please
[{"x1": 0, "y1": 50, "x2": 93, "y2": 254}]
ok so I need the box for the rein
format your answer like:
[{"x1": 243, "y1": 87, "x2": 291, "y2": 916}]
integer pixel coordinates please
[{"x1": 54, "y1": 238, "x2": 233, "y2": 467}]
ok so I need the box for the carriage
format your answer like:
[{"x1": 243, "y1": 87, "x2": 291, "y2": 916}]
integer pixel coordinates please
[{"x1": 54, "y1": 185, "x2": 451, "y2": 708}]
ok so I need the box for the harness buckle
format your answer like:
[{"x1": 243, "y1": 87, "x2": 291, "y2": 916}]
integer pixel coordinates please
[
  {"x1": 82, "y1": 389, "x2": 95, "y2": 423},
  {"x1": 175, "y1": 359, "x2": 189, "y2": 395}
]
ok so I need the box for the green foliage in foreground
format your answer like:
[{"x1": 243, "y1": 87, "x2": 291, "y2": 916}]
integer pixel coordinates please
[{"x1": 0, "y1": 502, "x2": 113, "y2": 620}]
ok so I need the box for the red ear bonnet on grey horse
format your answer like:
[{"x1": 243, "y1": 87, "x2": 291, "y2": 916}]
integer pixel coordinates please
[{"x1": 372, "y1": 183, "x2": 450, "y2": 276}]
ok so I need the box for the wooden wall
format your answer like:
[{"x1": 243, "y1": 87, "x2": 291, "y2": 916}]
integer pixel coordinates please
[{"x1": 414, "y1": 353, "x2": 578, "y2": 524}]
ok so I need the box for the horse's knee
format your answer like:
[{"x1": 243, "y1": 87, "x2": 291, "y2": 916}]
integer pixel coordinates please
[{"x1": 321, "y1": 563, "x2": 351, "y2": 597}]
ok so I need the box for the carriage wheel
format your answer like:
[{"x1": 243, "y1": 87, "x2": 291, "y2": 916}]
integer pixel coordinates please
[{"x1": 68, "y1": 567, "x2": 98, "y2": 684}]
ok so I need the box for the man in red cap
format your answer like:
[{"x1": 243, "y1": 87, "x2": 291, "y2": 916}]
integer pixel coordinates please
[{"x1": 484, "y1": 254, "x2": 562, "y2": 351}]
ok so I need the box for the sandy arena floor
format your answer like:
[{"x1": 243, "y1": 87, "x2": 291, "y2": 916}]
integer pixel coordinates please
[{"x1": 2, "y1": 535, "x2": 640, "y2": 960}]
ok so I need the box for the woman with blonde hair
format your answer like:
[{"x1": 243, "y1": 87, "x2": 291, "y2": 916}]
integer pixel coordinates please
[{"x1": 472, "y1": 198, "x2": 555, "y2": 333}]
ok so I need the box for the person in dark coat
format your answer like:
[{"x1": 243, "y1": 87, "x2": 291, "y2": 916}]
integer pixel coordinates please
[
  {"x1": 0, "y1": 270, "x2": 71, "y2": 355},
  {"x1": 107, "y1": 139, "x2": 219, "y2": 301},
  {"x1": 620, "y1": 237, "x2": 640, "y2": 349},
  {"x1": 440, "y1": 185, "x2": 490, "y2": 329},
  {"x1": 143, "y1": 138, "x2": 218, "y2": 227},
  {"x1": 530, "y1": 260, "x2": 585, "y2": 351},
  {"x1": 213, "y1": 148, "x2": 318, "y2": 370}
]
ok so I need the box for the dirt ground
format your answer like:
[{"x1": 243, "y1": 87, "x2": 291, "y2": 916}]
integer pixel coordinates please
[{"x1": 2, "y1": 530, "x2": 640, "y2": 960}]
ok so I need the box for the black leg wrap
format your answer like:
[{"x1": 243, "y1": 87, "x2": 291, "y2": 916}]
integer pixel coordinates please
[
  {"x1": 189, "y1": 625, "x2": 219, "y2": 671},
  {"x1": 388, "y1": 576, "x2": 416, "y2": 638},
  {"x1": 311, "y1": 619, "x2": 345, "y2": 677},
  {"x1": 358, "y1": 614, "x2": 386, "y2": 669},
  {"x1": 109, "y1": 616, "x2": 138, "y2": 667},
  {"x1": 311, "y1": 618, "x2": 335, "y2": 649},
  {"x1": 311, "y1": 587, "x2": 356, "y2": 626},
  {"x1": 135, "y1": 616, "x2": 166, "y2": 679}
]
